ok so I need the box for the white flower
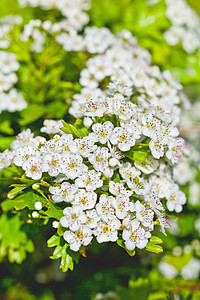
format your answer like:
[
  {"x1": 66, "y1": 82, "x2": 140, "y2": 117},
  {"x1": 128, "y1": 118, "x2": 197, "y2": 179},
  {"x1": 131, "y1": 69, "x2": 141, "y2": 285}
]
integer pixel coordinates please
[
  {"x1": 166, "y1": 138, "x2": 184, "y2": 164},
  {"x1": 113, "y1": 94, "x2": 136, "y2": 120},
  {"x1": 173, "y1": 160, "x2": 194, "y2": 185},
  {"x1": 75, "y1": 169, "x2": 103, "y2": 191},
  {"x1": 144, "y1": 185, "x2": 164, "y2": 213},
  {"x1": 149, "y1": 138, "x2": 166, "y2": 159},
  {"x1": 74, "y1": 136, "x2": 97, "y2": 157},
  {"x1": 42, "y1": 153, "x2": 62, "y2": 177},
  {"x1": 74, "y1": 189, "x2": 97, "y2": 210},
  {"x1": 94, "y1": 218, "x2": 121, "y2": 243},
  {"x1": 135, "y1": 200, "x2": 154, "y2": 228},
  {"x1": 59, "y1": 134, "x2": 76, "y2": 153},
  {"x1": 5, "y1": 89, "x2": 27, "y2": 112},
  {"x1": 96, "y1": 194, "x2": 115, "y2": 221},
  {"x1": 0, "y1": 72, "x2": 17, "y2": 92},
  {"x1": 127, "y1": 176, "x2": 145, "y2": 195},
  {"x1": 60, "y1": 205, "x2": 87, "y2": 232},
  {"x1": 122, "y1": 219, "x2": 151, "y2": 250},
  {"x1": 110, "y1": 127, "x2": 135, "y2": 151},
  {"x1": 159, "y1": 262, "x2": 178, "y2": 279},
  {"x1": 85, "y1": 209, "x2": 100, "y2": 229},
  {"x1": 22, "y1": 156, "x2": 42, "y2": 180},
  {"x1": 87, "y1": 56, "x2": 112, "y2": 81},
  {"x1": 63, "y1": 226, "x2": 93, "y2": 252},
  {"x1": 40, "y1": 119, "x2": 63, "y2": 135},
  {"x1": 49, "y1": 182, "x2": 78, "y2": 203},
  {"x1": 109, "y1": 181, "x2": 132, "y2": 197},
  {"x1": 11, "y1": 129, "x2": 34, "y2": 150},
  {"x1": 119, "y1": 162, "x2": 141, "y2": 180},
  {"x1": 88, "y1": 146, "x2": 110, "y2": 172},
  {"x1": 181, "y1": 258, "x2": 200, "y2": 280},
  {"x1": 13, "y1": 144, "x2": 39, "y2": 166},
  {"x1": 85, "y1": 98, "x2": 106, "y2": 118},
  {"x1": 80, "y1": 69, "x2": 98, "y2": 89},
  {"x1": 0, "y1": 51, "x2": 19, "y2": 73},
  {"x1": 112, "y1": 195, "x2": 135, "y2": 219},
  {"x1": 141, "y1": 113, "x2": 161, "y2": 138},
  {"x1": 62, "y1": 153, "x2": 86, "y2": 179},
  {"x1": 165, "y1": 185, "x2": 186, "y2": 213},
  {"x1": 0, "y1": 149, "x2": 13, "y2": 170},
  {"x1": 91, "y1": 121, "x2": 114, "y2": 144}
]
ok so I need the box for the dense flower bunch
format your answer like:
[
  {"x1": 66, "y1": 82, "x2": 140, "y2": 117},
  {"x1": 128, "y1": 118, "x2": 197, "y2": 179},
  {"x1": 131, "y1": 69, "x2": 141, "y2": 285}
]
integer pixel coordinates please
[
  {"x1": 0, "y1": 50, "x2": 27, "y2": 113},
  {"x1": 164, "y1": 0, "x2": 200, "y2": 53},
  {"x1": 0, "y1": 70, "x2": 187, "y2": 253},
  {"x1": 0, "y1": 15, "x2": 22, "y2": 49},
  {"x1": 18, "y1": 0, "x2": 90, "y2": 31},
  {"x1": 0, "y1": 15, "x2": 27, "y2": 114}
]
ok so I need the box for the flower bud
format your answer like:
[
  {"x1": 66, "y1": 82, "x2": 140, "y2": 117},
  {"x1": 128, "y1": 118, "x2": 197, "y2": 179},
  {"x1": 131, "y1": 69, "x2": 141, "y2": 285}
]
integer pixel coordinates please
[
  {"x1": 32, "y1": 211, "x2": 39, "y2": 218},
  {"x1": 34, "y1": 201, "x2": 42, "y2": 210}
]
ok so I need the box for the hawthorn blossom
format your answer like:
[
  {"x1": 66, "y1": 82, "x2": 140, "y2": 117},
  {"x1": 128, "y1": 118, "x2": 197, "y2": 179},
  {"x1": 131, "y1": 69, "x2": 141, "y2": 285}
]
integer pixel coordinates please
[
  {"x1": 49, "y1": 182, "x2": 78, "y2": 203},
  {"x1": 63, "y1": 226, "x2": 93, "y2": 252},
  {"x1": 22, "y1": 156, "x2": 42, "y2": 180},
  {"x1": 110, "y1": 126, "x2": 135, "y2": 151},
  {"x1": 74, "y1": 189, "x2": 97, "y2": 210},
  {"x1": 94, "y1": 218, "x2": 121, "y2": 243},
  {"x1": 122, "y1": 219, "x2": 151, "y2": 250},
  {"x1": 60, "y1": 205, "x2": 87, "y2": 232}
]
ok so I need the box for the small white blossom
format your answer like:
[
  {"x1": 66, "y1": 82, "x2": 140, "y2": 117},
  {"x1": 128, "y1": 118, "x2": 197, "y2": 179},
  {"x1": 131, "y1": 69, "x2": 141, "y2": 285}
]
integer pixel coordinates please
[
  {"x1": 60, "y1": 205, "x2": 87, "y2": 232},
  {"x1": 22, "y1": 156, "x2": 42, "y2": 180},
  {"x1": 63, "y1": 226, "x2": 93, "y2": 252},
  {"x1": 94, "y1": 218, "x2": 121, "y2": 243},
  {"x1": 122, "y1": 219, "x2": 151, "y2": 250}
]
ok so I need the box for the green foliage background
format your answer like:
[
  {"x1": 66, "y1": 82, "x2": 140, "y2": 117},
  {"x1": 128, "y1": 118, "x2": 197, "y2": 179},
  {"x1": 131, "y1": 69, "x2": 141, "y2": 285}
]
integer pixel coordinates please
[{"x1": 0, "y1": 0, "x2": 200, "y2": 299}]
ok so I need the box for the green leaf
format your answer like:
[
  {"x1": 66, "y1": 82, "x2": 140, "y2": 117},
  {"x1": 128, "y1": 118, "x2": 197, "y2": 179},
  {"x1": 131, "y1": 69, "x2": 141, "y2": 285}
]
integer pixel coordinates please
[
  {"x1": 125, "y1": 149, "x2": 149, "y2": 162},
  {"x1": 2, "y1": 191, "x2": 44, "y2": 211},
  {"x1": 145, "y1": 242, "x2": 163, "y2": 253},
  {"x1": 149, "y1": 236, "x2": 163, "y2": 244},
  {"x1": 57, "y1": 223, "x2": 64, "y2": 236},
  {"x1": 46, "y1": 201, "x2": 63, "y2": 220},
  {"x1": 7, "y1": 184, "x2": 28, "y2": 199},
  {"x1": 0, "y1": 213, "x2": 34, "y2": 264},
  {"x1": 133, "y1": 150, "x2": 149, "y2": 161},
  {"x1": 61, "y1": 121, "x2": 81, "y2": 137},
  {"x1": 60, "y1": 245, "x2": 74, "y2": 272},
  {"x1": 47, "y1": 234, "x2": 61, "y2": 248},
  {"x1": 50, "y1": 242, "x2": 74, "y2": 272}
]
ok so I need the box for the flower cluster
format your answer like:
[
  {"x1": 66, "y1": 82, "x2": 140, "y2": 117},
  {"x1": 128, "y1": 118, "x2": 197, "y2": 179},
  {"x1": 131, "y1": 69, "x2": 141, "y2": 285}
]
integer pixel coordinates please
[
  {"x1": 0, "y1": 15, "x2": 22, "y2": 49},
  {"x1": 0, "y1": 79, "x2": 187, "y2": 253},
  {"x1": 18, "y1": 0, "x2": 90, "y2": 31},
  {"x1": 0, "y1": 50, "x2": 27, "y2": 113},
  {"x1": 164, "y1": 0, "x2": 200, "y2": 53}
]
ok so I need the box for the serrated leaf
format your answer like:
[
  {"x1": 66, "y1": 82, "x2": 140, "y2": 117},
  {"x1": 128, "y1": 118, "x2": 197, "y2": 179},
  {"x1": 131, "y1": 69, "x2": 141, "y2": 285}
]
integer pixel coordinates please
[
  {"x1": 61, "y1": 121, "x2": 81, "y2": 137},
  {"x1": 145, "y1": 242, "x2": 163, "y2": 253},
  {"x1": 57, "y1": 223, "x2": 64, "y2": 236},
  {"x1": 47, "y1": 234, "x2": 61, "y2": 248},
  {"x1": 50, "y1": 245, "x2": 63, "y2": 259},
  {"x1": 46, "y1": 201, "x2": 63, "y2": 220},
  {"x1": 60, "y1": 244, "x2": 74, "y2": 272},
  {"x1": 2, "y1": 191, "x2": 44, "y2": 211}
]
